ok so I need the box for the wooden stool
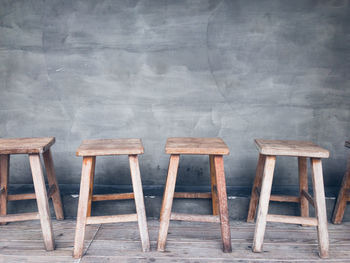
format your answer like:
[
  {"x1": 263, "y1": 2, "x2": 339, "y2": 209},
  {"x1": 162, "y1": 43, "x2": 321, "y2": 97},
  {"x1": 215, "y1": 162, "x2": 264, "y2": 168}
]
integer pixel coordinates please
[
  {"x1": 332, "y1": 141, "x2": 350, "y2": 224},
  {"x1": 157, "y1": 137, "x2": 232, "y2": 253},
  {"x1": 73, "y1": 138, "x2": 150, "y2": 258},
  {"x1": 0, "y1": 137, "x2": 64, "y2": 250},
  {"x1": 247, "y1": 139, "x2": 330, "y2": 258}
]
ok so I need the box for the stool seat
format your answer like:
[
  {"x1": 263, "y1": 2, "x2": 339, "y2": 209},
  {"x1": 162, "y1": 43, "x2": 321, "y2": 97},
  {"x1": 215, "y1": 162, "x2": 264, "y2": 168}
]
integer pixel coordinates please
[
  {"x1": 0, "y1": 137, "x2": 55, "y2": 154},
  {"x1": 165, "y1": 137, "x2": 229, "y2": 155},
  {"x1": 255, "y1": 139, "x2": 329, "y2": 158},
  {"x1": 76, "y1": 138, "x2": 144, "y2": 156}
]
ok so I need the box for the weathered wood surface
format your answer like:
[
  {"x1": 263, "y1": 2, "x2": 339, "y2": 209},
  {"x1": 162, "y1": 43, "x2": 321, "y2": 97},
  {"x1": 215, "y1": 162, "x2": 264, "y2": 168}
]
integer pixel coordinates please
[
  {"x1": 332, "y1": 152, "x2": 350, "y2": 224},
  {"x1": 0, "y1": 137, "x2": 55, "y2": 154},
  {"x1": 1, "y1": 220, "x2": 350, "y2": 262},
  {"x1": 254, "y1": 139, "x2": 330, "y2": 158},
  {"x1": 76, "y1": 138, "x2": 144, "y2": 156},
  {"x1": 165, "y1": 137, "x2": 230, "y2": 155}
]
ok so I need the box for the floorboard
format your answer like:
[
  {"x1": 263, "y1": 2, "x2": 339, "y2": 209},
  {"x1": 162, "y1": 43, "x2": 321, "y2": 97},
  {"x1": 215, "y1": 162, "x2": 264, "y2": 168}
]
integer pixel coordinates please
[{"x1": 0, "y1": 219, "x2": 349, "y2": 262}]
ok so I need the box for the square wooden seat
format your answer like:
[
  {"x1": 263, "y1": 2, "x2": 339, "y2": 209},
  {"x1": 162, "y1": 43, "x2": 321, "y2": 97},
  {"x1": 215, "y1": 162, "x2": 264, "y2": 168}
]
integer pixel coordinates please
[
  {"x1": 157, "y1": 137, "x2": 232, "y2": 253},
  {"x1": 76, "y1": 138, "x2": 144, "y2": 156},
  {"x1": 0, "y1": 137, "x2": 64, "y2": 251},
  {"x1": 166, "y1": 137, "x2": 230, "y2": 155},
  {"x1": 247, "y1": 139, "x2": 330, "y2": 258},
  {"x1": 332, "y1": 141, "x2": 350, "y2": 224},
  {"x1": 73, "y1": 138, "x2": 150, "y2": 258}
]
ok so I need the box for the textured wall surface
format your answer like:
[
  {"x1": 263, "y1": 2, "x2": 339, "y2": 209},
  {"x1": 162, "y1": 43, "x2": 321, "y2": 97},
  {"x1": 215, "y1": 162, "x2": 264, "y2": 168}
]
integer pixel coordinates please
[{"x1": 0, "y1": 0, "x2": 349, "y2": 191}]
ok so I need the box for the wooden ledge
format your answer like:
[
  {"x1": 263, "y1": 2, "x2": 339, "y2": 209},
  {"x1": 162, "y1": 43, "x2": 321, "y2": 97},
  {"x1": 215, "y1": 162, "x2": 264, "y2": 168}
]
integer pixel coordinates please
[
  {"x1": 170, "y1": 213, "x2": 220, "y2": 223},
  {"x1": 86, "y1": 214, "x2": 138, "y2": 224},
  {"x1": 266, "y1": 214, "x2": 318, "y2": 226},
  {"x1": 92, "y1": 193, "x2": 134, "y2": 201},
  {"x1": 173, "y1": 192, "x2": 212, "y2": 199},
  {"x1": 0, "y1": 212, "x2": 40, "y2": 223}
]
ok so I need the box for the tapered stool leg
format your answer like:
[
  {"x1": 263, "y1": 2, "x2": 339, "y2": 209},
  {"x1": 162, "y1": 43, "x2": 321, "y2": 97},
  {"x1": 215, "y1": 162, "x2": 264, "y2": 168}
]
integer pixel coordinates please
[
  {"x1": 29, "y1": 154, "x2": 55, "y2": 251},
  {"x1": 73, "y1": 156, "x2": 95, "y2": 258},
  {"x1": 0, "y1": 155, "x2": 10, "y2": 225},
  {"x1": 214, "y1": 155, "x2": 232, "y2": 253},
  {"x1": 332, "y1": 156, "x2": 350, "y2": 224},
  {"x1": 247, "y1": 154, "x2": 266, "y2": 223},
  {"x1": 210, "y1": 155, "x2": 219, "y2": 216},
  {"x1": 253, "y1": 155, "x2": 276, "y2": 253},
  {"x1": 298, "y1": 157, "x2": 309, "y2": 225},
  {"x1": 157, "y1": 154, "x2": 180, "y2": 251},
  {"x1": 311, "y1": 158, "x2": 329, "y2": 258},
  {"x1": 43, "y1": 149, "x2": 64, "y2": 220},
  {"x1": 129, "y1": 155, "x2": 150, "y2": 252},
  {"x1": 86, "y1": 157, "x2": 96, "y2": 217}
]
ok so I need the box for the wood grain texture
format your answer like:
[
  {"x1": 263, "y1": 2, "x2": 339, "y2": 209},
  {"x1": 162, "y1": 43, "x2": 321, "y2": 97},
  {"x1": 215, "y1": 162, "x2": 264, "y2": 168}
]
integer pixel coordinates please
[
  {"x1": 214, "y1": 155, "x2": 232, "y2": 253},
  {"x1": 298, "y1": 157, "x2": 309, "y2": 222},
  {"x1": 86, "y1": 156, "x2": 96, "y2": 217},
  {"x1": 76, "y1": 138, "x2": 144, "y2": 156},
  {"x1": 42, "y1": 149, "x2": 64, "y2": 220},
  {"x1": 0, "y1": 137, "x2": 55, "y2": 154},
  {"x1": 0, "y1": 155, "x2": 9, "y2": 225},
  {"x1": 29, "y1": 154, "x2": 55, "y2": 251},
  {"x1": 129, "y1": 155, "x2": 150, "y2": 252},
  {"x1": 247, "y1": 154, "x2": 265, "y2": 223},
  {"x1": 173, "y1": 192, "x2": 212, "y2": 199},
  {"x1": 266, "y1": 214, "x2": 318, "y2": 226},
  {"x1": 8, "y1": 193, "x2": 36, "y2": 201},
  {"x1": 332, "y1": 155, "x2": 350, "y2": 224},
  {"x1": 73, "y1": 156, "x2": 94, "y2": 258},
  {"x1": 253, "y1": 155, "x2": 276, "y2": 253},
  {"x1": 165, "y1": 138, "x2": 229, "y2": 155},
  {"x1": 171, "y1": 213, "x2": 220, "y2": 223},
  {"x1": 92, "y1": 193, "x2": 134, "y2": 201},
  {"x1": 86, "y1": 214, "x2": 137, "y2": 224},
  {"x1": 311, "y1": 158, "x2": 329, "y2": 258},
  {"x1": 0, "y1": 212, "x2": 40, "y2": 223},
  {"x1": 255, "y1": 139, "x2": 329, "y2": 158},
  {"x1": 3, "y1": 219, "x2": 350, "y2": 262},
  {"x1": 209, "y1": 155, "x2": 219, "y2": 216},
  {"x1": 157, "y1": 154, "x2": 180, "y2": 252}
]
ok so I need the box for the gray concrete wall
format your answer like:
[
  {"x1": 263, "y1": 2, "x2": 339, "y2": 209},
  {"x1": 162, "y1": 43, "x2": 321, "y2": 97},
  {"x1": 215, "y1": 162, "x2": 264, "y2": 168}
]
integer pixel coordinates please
[{"x1": 0, "y1": 0, "x2": 349, "y2": 195}]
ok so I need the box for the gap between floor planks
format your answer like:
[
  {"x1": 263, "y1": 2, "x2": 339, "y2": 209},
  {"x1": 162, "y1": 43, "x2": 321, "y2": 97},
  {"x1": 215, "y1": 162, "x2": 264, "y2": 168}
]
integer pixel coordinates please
[{"x1": 0, "y1": 220, "x2": 350, "y2": 262}]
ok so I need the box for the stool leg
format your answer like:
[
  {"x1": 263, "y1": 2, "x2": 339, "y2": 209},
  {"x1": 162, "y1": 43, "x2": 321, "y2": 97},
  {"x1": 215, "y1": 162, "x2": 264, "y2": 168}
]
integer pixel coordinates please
[
  {"x1": 73, "y1": 156, "x2": 95, "y2": 258},
  {"x1": 253, "y1": 155, "x2": 276, "y2": 253},
  {"x1": 209, "y1": 155, "x2": 219, "y2": 216},
  {"x1": 298, "y1": 157, "x2": 309, "y2": 223},
  {"x1": 247, "y1": 154, "x2": 266, "y2": 223},
  {"x1": 129, "y1": 155, "x2": 150, "y2": 252},
  {"x1": 0, "y1": 155, "x2": 10, "y2": 225},
  {"x1": 29, "y1": 154, "x2": 55, "y2": 251},
  {"x1": 214, "y1": 155, "x2": 232, "y2": 253},
  {"x1": 157, "y1": 154, "x2": 180, "y2": 252},
  {"x1": 311, "y1": 158, "x2": 329, "y2": 258},
  {"x1": 332, "y1": 156, "x2": 350, "y2": 224},
  {"x1": 42, "y1": 149, "x2": 64, "y2": 220},
  {"x1": 87, "y1": 157, "x2": 96, "y2": 217}
]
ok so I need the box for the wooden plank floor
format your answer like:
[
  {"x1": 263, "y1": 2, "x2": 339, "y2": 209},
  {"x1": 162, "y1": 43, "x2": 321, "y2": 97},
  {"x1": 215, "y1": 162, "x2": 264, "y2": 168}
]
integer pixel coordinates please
[{"x1": 0, "y1": 219, "x2": 350, "y2": 262}]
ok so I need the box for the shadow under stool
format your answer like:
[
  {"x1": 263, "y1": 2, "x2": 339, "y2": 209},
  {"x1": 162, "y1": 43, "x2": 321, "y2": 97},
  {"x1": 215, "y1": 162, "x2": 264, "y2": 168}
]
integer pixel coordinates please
[
  {"x1": 247, "y1": 139, "x2": 330, "y2": 258},
  {"x1": 0, "y1": 137, "x2": 64, "y2": 250},
  {"x1": 332, "y1": 141, "x2": 350, "y2": 224},
  {"x1": 157, "y1": 137, "x2": 232, "y2": 253},
  {"x1": 73, "y1": 138, "x2": 150, "y2": 258}
]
